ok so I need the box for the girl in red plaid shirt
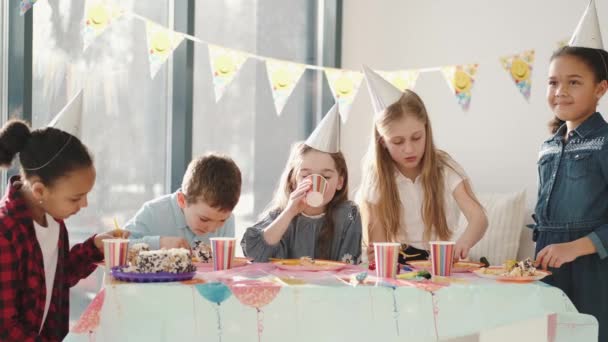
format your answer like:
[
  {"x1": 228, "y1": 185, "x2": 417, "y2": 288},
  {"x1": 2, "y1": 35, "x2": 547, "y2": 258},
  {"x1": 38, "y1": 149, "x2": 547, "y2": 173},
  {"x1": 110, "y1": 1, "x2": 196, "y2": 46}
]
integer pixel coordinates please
[{"x1": 0, "y1": 119, "x2": 126, "y2": 341}]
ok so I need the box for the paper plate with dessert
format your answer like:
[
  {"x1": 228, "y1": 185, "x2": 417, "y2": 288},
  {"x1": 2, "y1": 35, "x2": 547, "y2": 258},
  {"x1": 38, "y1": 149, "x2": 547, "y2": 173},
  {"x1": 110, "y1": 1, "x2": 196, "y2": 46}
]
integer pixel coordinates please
[
  {"x1": 407, "y1": 260, "x2": 485, "y2": 273},
  {"x1": 270, "y1": 256, "x2": 347, "y2": 271},
  {"x1": 111, "y1": 243, "x2": 196, "y2": 283},
  {"x1": 472, "y1": 258, "x2": 551, "y2": 283}
]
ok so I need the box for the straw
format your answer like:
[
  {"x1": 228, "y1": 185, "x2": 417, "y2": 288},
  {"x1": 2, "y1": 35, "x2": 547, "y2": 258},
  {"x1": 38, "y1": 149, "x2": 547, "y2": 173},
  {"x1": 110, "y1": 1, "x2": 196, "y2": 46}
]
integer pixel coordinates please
[{"x1": 113, "y1": 218, "x2": 125, "y2": 238}]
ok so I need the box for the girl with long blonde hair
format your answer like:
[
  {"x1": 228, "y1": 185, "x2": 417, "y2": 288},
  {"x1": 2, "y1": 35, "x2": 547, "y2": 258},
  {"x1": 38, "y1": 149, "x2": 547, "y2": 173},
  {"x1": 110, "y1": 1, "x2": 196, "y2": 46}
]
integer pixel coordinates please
[{"x1": 358, "y1": 69, "x2": 487, "y2": 262}]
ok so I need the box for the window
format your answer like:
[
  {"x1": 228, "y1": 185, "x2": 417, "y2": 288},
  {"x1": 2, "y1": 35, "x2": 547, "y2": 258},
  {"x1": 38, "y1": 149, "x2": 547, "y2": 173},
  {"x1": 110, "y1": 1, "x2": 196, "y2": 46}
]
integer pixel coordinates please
[
  {"x1": 32, "y1": 0, "x2": 171, "y2": 323},
  {"x1": 192, "y1": 0, "x2": 337, "y2": 243}
]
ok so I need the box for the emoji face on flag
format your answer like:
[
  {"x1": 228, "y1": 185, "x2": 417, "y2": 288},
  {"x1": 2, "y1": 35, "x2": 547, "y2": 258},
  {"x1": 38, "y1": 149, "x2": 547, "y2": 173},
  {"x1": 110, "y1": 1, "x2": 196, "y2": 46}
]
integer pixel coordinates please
[
  {"x1": 441, "y1": 64, "x2": 478, "y2": 111},
  {"x1": 500, "y1": 50, "x2": 534, "y2": 101},
  {"x1": 208, "y1": 45, "x2": 248, "y2": 102},
  {"x1": 82, "y1": 0, "x2": 124, "y2": 51},
  {"x1": 325, "y1": 69, "x2": 364, "y2": 122},
  {"x1": 266, "y1": 60, "x2": 306, "y2": 115},
  {"x1": 146, "y1": 20, "x2": 185, "y2": 78}
]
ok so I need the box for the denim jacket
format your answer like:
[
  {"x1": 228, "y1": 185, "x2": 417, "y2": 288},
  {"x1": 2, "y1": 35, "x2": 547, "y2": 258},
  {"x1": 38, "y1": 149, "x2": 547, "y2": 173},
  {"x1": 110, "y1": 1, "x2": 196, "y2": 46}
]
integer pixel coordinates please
[{"x1": 534, "y1": 112, "x2": 608, "y2": 259}]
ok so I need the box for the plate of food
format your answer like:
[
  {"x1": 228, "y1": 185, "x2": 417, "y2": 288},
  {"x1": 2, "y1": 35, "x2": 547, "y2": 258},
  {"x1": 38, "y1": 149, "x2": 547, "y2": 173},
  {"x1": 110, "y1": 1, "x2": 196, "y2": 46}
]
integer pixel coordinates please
[
  {"x1": 472, "y1": 258, "x2": 551, "y2": 283},
  {"x1": 112, "y1": 243, "x2": 196, "y2": 283},
  {"x1": 111, "y1": 266, "x2": 196, "y2": 283},
  {"x1": 112, "y1": 246, "x2": 196, "y2": 283},
  {"x1": 192, "y1": 257, "x2": 252, "y2": 269},
  {"x1": 269, "y1": 257, "x2": 347, "y2": 272},
  {"x1": 407, "y1": 260, "x2": 485, "y2": 273}
]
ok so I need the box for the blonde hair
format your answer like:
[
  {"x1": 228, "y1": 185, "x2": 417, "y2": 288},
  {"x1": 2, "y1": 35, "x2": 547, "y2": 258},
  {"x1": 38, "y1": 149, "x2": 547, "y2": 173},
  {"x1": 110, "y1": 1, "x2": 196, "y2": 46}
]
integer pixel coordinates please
[
  {"x1": 359, "y1": 90, "x2": 479, "y2": 244},
  {"x1": 264, "y1": 142, "x2": 349, "y2": 258}
]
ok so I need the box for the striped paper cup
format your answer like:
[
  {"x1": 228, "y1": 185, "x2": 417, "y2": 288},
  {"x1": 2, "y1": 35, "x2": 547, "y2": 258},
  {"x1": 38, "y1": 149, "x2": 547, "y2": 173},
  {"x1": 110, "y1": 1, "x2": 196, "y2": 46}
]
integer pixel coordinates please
[
  {"x1": 374, "y1": 242, "x2": 401, "y2": 279},
  {"x1": 429, "y1": 241, "x2": 455, "y2": 276},
  {"x1": 103, "y1": 238, "x2": 129, "y2": 276},
  {"x1": 210, "y1": 237, "x2": 237, "y2": 271},
  {"x1": 305, "y1": 174, "x2": 328, "y2": 207}
]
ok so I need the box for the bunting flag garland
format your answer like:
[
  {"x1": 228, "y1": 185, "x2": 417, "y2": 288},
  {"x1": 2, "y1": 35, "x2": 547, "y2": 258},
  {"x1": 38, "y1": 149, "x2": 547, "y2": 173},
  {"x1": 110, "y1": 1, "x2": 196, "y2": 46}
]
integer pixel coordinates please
[
  {"x1": 82, "y1": 0, "x2": 125, "y2": 51},
  {"x1": 265, "y1": 60, "x2": 307, "y2": 115},
  {"x1": 377, "y1": 70, "x2": 419, "y2": 92},
  {"x1": 208, "y1": 44, "x2": 249, "y2": 102},
  {"x1": 324, "y1": 68, "x2": 364, "y2": 121},
  {"x1": 20, "y1": 0, "x2": 38, "y2": 15},
  {"x1": 441, "y1": 64, "x2": 479, "y2": 111},
  {"x1": 145, "y1": 20, "x2": 185, "y2": 78},
  {"x1": 500, "y1": 50, "x2": 534, "y2": 101}
]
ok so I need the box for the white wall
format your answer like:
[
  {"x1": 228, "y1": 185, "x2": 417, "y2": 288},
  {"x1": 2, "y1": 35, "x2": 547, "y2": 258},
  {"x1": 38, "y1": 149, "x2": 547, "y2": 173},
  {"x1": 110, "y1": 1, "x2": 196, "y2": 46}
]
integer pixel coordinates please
[
  {"x1": 340, "y1": 0, "x2": 608, "y2": 258},
  {"x1": 342, "y1": 0, "x2": 608, "y2": 204}
]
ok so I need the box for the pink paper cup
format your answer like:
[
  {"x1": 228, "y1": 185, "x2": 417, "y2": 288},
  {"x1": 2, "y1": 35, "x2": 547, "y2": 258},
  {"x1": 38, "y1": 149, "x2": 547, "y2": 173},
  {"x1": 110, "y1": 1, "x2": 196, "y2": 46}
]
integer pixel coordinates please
[
  {"x1": 374, "y1": 242, "x2": 401, "y2": 279},
  {"x1": 429, "y1": 241, "x2": 455, "y2": 276},
  {"x1": 210, "y1": 237, "x2": 237, "y2": 271},
  {"x1": 304, "y1": 174, "x2": 328, "y2": 207},
  {"x1": 103, "y1": 238, "x2": 129, "y2": 275}
]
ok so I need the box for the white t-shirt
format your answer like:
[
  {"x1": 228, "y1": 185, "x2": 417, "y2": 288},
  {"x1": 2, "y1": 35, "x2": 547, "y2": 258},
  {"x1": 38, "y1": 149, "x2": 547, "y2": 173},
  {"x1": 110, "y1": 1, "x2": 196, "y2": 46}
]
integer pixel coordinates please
[
  {"x1": 366, "y1": 162, "x2": 467, "y2": 250},
  {"x1": 33, "y1": 214, "x2": 60, "y2": 333}
]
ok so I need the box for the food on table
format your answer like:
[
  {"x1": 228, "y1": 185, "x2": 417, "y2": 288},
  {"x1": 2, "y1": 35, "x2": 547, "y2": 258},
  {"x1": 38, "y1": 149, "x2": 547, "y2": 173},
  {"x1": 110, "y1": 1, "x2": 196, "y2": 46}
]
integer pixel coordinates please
[
  {"x1": 123, "y1": 247, "x2": 195, "y2": 274},
  {"x1": 192, "y1": 240, "x2": 213, "y2": 263}
]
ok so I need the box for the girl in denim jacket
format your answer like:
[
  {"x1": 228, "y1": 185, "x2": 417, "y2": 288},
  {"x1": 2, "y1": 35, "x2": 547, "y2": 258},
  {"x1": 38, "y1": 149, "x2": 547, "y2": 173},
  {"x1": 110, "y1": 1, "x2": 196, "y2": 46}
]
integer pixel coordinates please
[{"x1": 534, "y1": 44, "x2": 608, "y2": 341}]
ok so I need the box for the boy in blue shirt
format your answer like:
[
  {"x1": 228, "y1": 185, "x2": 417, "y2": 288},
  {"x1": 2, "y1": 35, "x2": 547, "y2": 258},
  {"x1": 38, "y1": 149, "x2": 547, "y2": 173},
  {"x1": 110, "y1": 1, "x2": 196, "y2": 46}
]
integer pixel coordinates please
[{"x1": 126, "y1": 154, "x2": 242, "y2": 249}]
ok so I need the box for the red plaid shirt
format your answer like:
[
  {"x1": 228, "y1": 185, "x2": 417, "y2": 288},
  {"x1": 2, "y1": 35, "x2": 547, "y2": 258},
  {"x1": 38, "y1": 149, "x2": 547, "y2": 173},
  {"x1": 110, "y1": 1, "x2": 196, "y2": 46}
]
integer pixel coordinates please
[{"x1": 0, "y1": 177, "x2": 103, "y2": 341}]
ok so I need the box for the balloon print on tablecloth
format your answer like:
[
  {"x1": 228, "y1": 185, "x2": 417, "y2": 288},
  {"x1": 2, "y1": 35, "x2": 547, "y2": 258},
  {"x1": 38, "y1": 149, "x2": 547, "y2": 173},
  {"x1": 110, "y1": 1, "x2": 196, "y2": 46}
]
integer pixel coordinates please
[
  {"x1": 195, "y1": 282, "x2": 232, "y2": 342},
  {"x1": 230, "y1": 280, "x2": 281, "y2": 342},
  {"x1": 71, "y1": 288, "x2": 106, "y2": 341}
]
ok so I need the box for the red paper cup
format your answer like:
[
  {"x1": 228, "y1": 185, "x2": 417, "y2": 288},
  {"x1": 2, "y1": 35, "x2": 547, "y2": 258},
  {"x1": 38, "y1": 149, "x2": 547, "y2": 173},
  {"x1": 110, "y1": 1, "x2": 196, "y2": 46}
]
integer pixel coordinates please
[
  {"x1": 210, "y1": 237, "x2": 237, "y2": 271},
  {"x1": 103, "y1": 238, "x2": 129, "y2": 275},
  {"x1": 304, "y1": 174, "x2": 328, "y2": 207},
  {"x1": 429, "y1": 241, "x2": 455, "y2": 276},
  {"x1": 374, "y1": 242, "x2": 400, "y2": 279}
]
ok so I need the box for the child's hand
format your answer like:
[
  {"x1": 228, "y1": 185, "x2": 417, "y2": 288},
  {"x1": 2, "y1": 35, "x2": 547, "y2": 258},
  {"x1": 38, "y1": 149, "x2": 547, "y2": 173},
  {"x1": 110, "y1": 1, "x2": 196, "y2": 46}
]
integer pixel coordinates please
[
  {"x1": 160, "y1": 237, "x2": 191, "y2": 250},
  {"x1": 454, "y1": 239, "x2": 472, "y2": 261},
  {"x1": 94, "y1": 229, "x2": 130, "y2": 251},
  {"x1": 367, "y1": 243, "x2": 375, "y2": 262},
  {"x1": 535, "y1": 242, "x2": 579, "y2": 270},
  {"x1": 285, "y1": 179, "x2": 312, "y2": 216}
]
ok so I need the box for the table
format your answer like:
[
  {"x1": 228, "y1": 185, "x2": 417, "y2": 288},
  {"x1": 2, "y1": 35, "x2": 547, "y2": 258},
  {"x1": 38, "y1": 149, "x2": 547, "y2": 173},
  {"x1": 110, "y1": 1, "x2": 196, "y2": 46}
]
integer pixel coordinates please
[{"x1": 65, "y1": 263, "x2": 598, "y2": 342}]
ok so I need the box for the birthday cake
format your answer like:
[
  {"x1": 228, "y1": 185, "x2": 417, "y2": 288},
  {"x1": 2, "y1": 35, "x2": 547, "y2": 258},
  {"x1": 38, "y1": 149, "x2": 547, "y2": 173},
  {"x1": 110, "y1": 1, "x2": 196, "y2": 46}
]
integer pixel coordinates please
[{"x1": 124, "y1": 247, "x2": 195, "y2": 274}]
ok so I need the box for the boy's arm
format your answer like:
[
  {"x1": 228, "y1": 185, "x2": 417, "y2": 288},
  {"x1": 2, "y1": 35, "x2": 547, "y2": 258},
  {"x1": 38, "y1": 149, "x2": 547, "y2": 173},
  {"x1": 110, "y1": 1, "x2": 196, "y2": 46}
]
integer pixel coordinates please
[{"x1": 124, "y1": 204, "x2": 161, "y2": 250}]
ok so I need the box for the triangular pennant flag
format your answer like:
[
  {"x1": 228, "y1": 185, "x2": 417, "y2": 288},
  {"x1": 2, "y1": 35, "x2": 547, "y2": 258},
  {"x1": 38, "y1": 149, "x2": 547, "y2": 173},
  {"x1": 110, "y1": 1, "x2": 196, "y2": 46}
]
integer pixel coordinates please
[
  {"x1": 48, "y1": 90, "x2": 84, "y2": 138},
  {"x1": 82, "y1": 0, "x2": 125, "y2": 51},
  {"x1": 145, "y1": 20, "x2": 185, "y2": 78},
  {"x1": 362, "y1": 65, "x2": 403, "y2": 116},
  {"x1": 377, "y1": 69, "x2": 419, "y2": 92},
  {"x1": 324, "y1": 68, "x2": 364, "y2": 121},
  {"x1": 20, "y1": 0, "x2": 37, "y2": 16},
  {"x1": 208, "y1": 44, "x2": 249, "y2": 102},
  {"x1": 265, "y1": 59, "x2": 306, "y2": 116},
  {"x1": 441, "y1": 64, "x2": 479, "y2": 111},
  {"x1": 500, "y1": 50, "x2": 534, "y2": 101},
  {"x1": 305, "y1": 103, "x2": 341, "y2": 153},
  {"x1": 569, "y1": 0, "x2": 603, "y2": 49}
]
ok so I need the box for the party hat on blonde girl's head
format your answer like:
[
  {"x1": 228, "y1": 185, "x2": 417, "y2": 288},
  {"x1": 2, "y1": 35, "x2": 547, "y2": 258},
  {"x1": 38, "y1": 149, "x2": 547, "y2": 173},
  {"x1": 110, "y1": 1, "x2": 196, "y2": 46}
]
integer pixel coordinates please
[
  {"x1": 362, "y1": 65, "x2": 403, "y2": 116},
  {"x1": 304, "y1": 103, "x2": 341, "y2": 153},
  {"x1": 569, "y1": 0, "x2": 604, "y2": 49}
]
